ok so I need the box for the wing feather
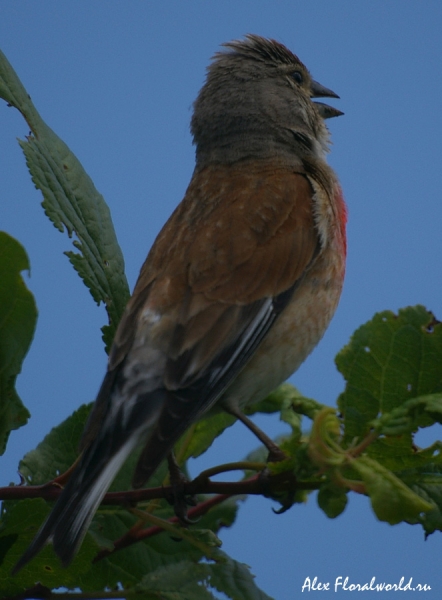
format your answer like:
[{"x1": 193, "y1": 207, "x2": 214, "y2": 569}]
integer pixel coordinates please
[{"x1": 129, "y1": 163, "x2": 321, "y2": 485}]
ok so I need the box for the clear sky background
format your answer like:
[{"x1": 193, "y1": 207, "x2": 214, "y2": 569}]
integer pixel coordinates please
[{"x1": 1, "y1": 2, "x2": 442, "y2": 598}]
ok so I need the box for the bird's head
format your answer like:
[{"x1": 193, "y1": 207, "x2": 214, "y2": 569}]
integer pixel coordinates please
[{"x1": 191, "y1": 34, "x2": 342, "y2": 166}]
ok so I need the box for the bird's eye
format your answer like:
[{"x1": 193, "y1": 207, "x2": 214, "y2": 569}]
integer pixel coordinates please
[{"x1": 291, "y1": 71, "x2": 303, "y2": 84}]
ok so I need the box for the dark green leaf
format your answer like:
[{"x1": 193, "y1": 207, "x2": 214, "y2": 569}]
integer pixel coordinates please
[
  {"x1": 136, "y1": 560, "x2": 216, "y2": 599},
  {"x1": 351, "y1": 456, "x2": 433, "y2": 524},
  {"x1": 0, "y1": 232, "x2": 37, "y2": 454},
  {"x1": 396, "y1": 462, "x2": 442, "y2": 536},
  {"x1": 254, "y1": 382, "x2": 322, "y2": 421},
  {"x1": 337, "y1": 306, "x2": 442, "y2": 443},
  {"x1": 372, "y1": 393, "x2": 442, "y2": 438},
  {"x1": 317, "y1": 482, "x2": 348, "y2": 518},
  {"x1": 0, "y1": 49, "x2": 130, "y2": 350},
  {"x1": 184, "y1": 412, "x2": 236, "y2": 461},
  {"x1": 207, "y1": 550, "x2": 274, "y2": 600},
  {"x1": 0, "y1": 499, "x2": 97, "y2": 595},
  {"x1": 19, "y1": 404, "x2": 91, "y2": 485}
]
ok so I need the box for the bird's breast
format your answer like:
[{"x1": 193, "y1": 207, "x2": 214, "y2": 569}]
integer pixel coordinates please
[{"x1": 220, "y1": 232, "x2": 345, "y2": 412}]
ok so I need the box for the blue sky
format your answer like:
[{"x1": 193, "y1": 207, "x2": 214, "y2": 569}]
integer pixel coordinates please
[{"x1": 1, "y1": 2, "x2": 442, "y2": 598}]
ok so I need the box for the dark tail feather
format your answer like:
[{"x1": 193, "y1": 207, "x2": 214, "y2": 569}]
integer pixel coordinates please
[
  {"x1": 13, "y1": 389, "x2": 167, "y2": 572},
  {"x1": 12, "y1": 433, "x2": 139, "y2": 572},
  {"x1": 132, "y1": 391, "x2": 200, "y2": 489},
  {"x1": 132, "y1": 428, "x2": 177, "y2": 489}
]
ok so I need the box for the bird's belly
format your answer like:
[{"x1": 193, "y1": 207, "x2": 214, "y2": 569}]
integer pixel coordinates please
[{"x1": 221, "y1": 254, "x2": 344, "y2": 411}]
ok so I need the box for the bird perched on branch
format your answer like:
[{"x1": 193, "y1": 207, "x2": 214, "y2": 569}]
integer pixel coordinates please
[{"x1": 14, "y1": 34, "x2": 346, "y2": 571}]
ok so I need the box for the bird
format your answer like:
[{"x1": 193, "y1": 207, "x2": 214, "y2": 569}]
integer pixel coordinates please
[{"x1": 14, "y1": 34, "x2": 347, "y2": 571}]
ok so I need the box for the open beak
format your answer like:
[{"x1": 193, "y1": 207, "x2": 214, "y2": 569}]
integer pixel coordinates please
[{"x1": 310, "y1": 79, "x2": 343, "y2": 119}]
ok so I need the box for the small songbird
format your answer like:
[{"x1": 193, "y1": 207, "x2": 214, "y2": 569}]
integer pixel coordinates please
[{"x1": 14, "y1": 34, "x2": 347, "y2": 571}]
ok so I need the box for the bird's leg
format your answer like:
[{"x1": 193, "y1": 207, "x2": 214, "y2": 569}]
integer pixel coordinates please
[
  {"x1": 224, "y1": 406, "x2": 287, "y2": 463},
  {"x1": 166, "y1": 453, "x2": 197, "y2": 524},
  {"x1": 167, "y1": 452, "x2": 187, "y2": 487}
]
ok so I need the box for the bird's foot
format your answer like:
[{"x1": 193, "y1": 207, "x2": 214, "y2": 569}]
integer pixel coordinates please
[
  {"x1": 166, "y1": 454, "x2": 198, "y2": 525},
  {"x1": 258, "y1": 467, "x2": 297, "y2": 514}
]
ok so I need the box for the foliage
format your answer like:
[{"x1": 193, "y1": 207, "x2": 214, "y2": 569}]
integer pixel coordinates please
[
  {"x1": 0, "y1": 232, "x2": 37, "y2": 456},
  {"x1": 1, "y1": 48, "x2": 442, "y2": 600},
  {"x1": 0, "y1": 48, "x2": 130, "y2": 353}
]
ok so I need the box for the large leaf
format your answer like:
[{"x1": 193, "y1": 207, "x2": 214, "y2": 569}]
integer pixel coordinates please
[
  {"x1": 296, "y1": 307, "x2": 442, "y2": 532},
  {"x1": 0, "y1": 49, "x2": 130, "y2": 350},
  {"x1": 0, "y1": 233, "x2": 37, "y2": 454},
  {"x1": 351, "y1": 455, "x2": 434, "y2": 525},
  {"x1": 337, "y1": 305, "x2": 442, "y2": 443},
  {"x1": 0, "y1": 499, "x2": 97, "y2": 596}
]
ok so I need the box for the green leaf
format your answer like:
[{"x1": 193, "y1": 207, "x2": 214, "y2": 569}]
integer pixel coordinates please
[
  {"x1": 197, "y1": 495, "x2": 244, "y2": 534},
  {"x1": 245, "y1": 383, "x2": 291, "y2": 415},
  {"x1": 184, "y1": 412, "x2": 236, "y2": 461},
  {"x1": 134, "y1": 550, "x2": 274, "y2": 600},
  {"x1": 79, "y1": 510, "x2": 253, "y2": 595},
  {"x1": 317, "y1": 482, "x2": 348, "y2": 519},
  {"x1": 367, "y1": 436, "x2": 442, "y2": 473},
  {"x1": 0, "y1": 232, "x2": 37, "y2": 454},
  {"x1": 0, "y1": 499, "x2": 97, "y2": 595},
  {"x1": 337, "y1": 306, "x2": 442, "y2": 443},
  {"x1": 372, "y1": 393, "x2": 442, "y2": 437},
  {"x1": 351, "y1": 456, "x2": 433, "y2": 524},
  {"x1": 257, "y1": 382, "x2": 323, "y2": 421},
  {"x1": 395, "y1": 462, "x2": 442, "y2": 536},
  {"x1": 18, "y1": 404, "x2": 91, "y2": 485},
  {"x1": 0, "y1": 49, "x2": 130, "y2": 351},
  {"x1": 136, "y1": 560, "x2": 217, "y2": 599},
  {"x1": 207, "y1": 550, "x2": 274, "y2": 600},
  {"x1": 308, "y1": 407, "x2": 344, "y2": 469}
]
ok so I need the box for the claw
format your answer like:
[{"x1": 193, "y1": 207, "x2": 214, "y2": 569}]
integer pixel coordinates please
[{"x1": 272, "y1": 495, "x2": 295, "y2": 514}]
